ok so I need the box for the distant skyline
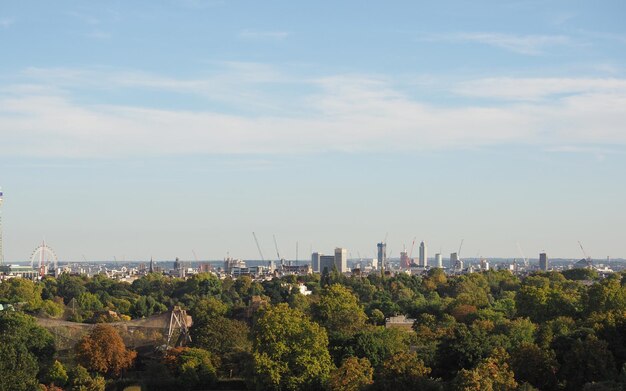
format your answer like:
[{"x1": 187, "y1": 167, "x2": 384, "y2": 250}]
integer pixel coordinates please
[{"x1": 1, "y1": 1, "x2": 625, "y2": 261}]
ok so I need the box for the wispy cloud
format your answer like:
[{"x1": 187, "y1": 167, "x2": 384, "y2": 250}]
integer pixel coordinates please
[
  {"x1": 421, "y1": 32, "x2": 570, "y2": 55},
  {"x1": 239, "y1": 29, "x2": 290, "y2": 41},
  {"x1": 0, "y1": 18, "x2": 14, "y2": 29},
  {"x1": 454, "y1": 77, "x2": 626, "y2": 100},
  {"x1": 1, "y1": 67, "x2": 626, "y2": 158}
]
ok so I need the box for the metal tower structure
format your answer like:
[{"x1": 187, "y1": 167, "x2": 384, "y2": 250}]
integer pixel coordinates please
[{"x1": 0, "y1": 189, "x2": 3, "y2": 265}]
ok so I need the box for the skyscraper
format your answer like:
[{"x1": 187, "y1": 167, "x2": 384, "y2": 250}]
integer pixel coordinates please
[
  {"x1": 539, "y1": 253, "x2": 549, "y2": 271},
  {"x1": 320, "y1": 255, "x2": 335, "y2": 273},
  {"x1": 377, "y1": 242, "x2": 386, "y2": 271},
  {"x1": 334, "y1": 248, "x2": 348, "y2": 273},
  {"x1": 435, "y1": 253, "x2": 443, "y2": 268},
  {"x1": 311, "y1": 252, "x2": 322, "y2": 273},
  {"x1": 400, "y1": 250, "x2": 410, "y2": 269},
  {"x1": 419, "y1": 241, "x2": 427, "y2": 267}
]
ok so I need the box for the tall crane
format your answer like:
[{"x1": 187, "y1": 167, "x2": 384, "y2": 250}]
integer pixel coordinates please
[
  {"x1": 458, "y1": 239, "x2": 464, "y2": 259},
  {"x1": 578, "y1": 241, "x2": 591, "y2": 261},
  {"x1": 252, "y1": 232, "x2": 265, "y2": 262},
  {"x1": 273, "y1": 235, "x2": 281, "y2": 261},
  {"x1": 516, "y1": 242, "x2": 528, "y2": 267},
  {"x1": 409, "y1": 237, "x2": 417, "y2": 259}
]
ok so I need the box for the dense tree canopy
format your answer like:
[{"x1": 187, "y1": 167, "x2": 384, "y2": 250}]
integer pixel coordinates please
[{"x1": 2, "y1": 266, "x2": 626, "y2": 390}]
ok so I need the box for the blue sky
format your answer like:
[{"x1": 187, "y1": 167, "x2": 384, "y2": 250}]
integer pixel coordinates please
[{"x1": 1, "y1": 1, "x2": 625, "y2": 262}]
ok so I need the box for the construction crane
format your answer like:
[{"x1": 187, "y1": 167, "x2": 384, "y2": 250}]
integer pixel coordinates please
[
  {"x1": 516, "y1": 242, "x2": 528, "y2": 267},
  {"x1": 409, "y1": 237, "x2": 417, "y2": 259},
  {"x1": 578, "y1": 241, "x2": 591, "y2": 261},
  {"x1": 273, "y1": 235, "x2": 281, "y2": 261},
  {"x1": 252, "y1": 232, "x2": 265, "y2": 261},
  {"x1": 458, "y1": 239, "x2": 464, "y2": 259},
  {"x1": 192, "y1": 250, "x2": 199, "y2": 262}
]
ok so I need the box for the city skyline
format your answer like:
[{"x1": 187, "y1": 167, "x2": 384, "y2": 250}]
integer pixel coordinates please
[{"x1": 1, "y1": 1, "x2": 625, "y2": 260}]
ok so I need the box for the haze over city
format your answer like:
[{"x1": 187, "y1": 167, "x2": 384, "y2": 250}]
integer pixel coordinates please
[{"x1": 1, "y1": 1, "x2": 625, "y2": 262}]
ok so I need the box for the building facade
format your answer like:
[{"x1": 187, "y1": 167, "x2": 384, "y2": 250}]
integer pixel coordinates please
[{"x1": 334, "y1": 248, "x2": 348, "y2": 273}]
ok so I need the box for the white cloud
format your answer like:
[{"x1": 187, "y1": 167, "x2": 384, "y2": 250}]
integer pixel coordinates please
[
  {"x1": 1, "y1": 68, "x2": 626, "y2": 158},
  {"x1": 239, "y1": 29, "x2": 289, "y2": 41},
  {"x1": 421, "y1": 32, "x2": 570, "y2": 55}
]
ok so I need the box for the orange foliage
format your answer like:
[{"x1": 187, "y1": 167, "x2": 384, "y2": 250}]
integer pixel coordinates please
[{"x1": 75, "y1": 324, "x2": 136, "y2": 376}]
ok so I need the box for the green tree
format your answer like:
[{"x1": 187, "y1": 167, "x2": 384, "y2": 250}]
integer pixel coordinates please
[
  {"x1": 327, "y1": 357, "x2": 374, "y2": 391},
  {"x1": 376, "y1": 351, "x2": 432, "y2": 391},
  {"x1": 67, "y1": 365, "x2": 105, "y2": 391},
  {"x1": 191, "y1": 316, "x2": 252, "y2": 376},
  {"x1": 252, "y1": 304, "x2": 333, "y2": 390},
  {"x1": 510, "y1": 343, "x2": 559, "y2": 390},
  {"x1": 349, "y1": 327, "x2": 409, "y2": 368},
  {"x1": 0, "y1": 342, "x2": 39, "y2": 391},
  {"x1": 0, "y1": 312, "x2": 55, "y2": 391},
  {"x1": 164, "y1": 347, "x2": 218, "y2": 390},
  {"x1": 557, "y1": 334, "x2": 617, "y2": 391},
  {"x1": 314, "y1": 284, "x2": 367, "y2": 336},
  {"x1": 0, "y1": 277, "x2": 43, "y2": 311},
  {"x1": 44, "y1": 360, "x2": 69, "y2": 387}
]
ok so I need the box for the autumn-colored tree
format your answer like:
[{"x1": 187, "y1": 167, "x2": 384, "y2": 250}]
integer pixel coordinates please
[
  {"x1": 376, "y1": 351, "x2": 432, "y2": 390},
  {"x1": 75, "y1": 324, "x2": 136, "y2": 376},
  {"x1": 327, "y1": 357, "x2": 374, "y2": 391},
  {"x1": 454, "y1": 348, "x2": 517, "y2": 391}
]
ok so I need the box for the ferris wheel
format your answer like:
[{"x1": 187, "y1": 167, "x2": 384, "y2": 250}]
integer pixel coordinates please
[{"x1": 30, "y1": 241, "x2": 59, "y2": 272}]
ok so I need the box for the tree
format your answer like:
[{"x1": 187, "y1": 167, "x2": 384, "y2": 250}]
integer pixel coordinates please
[
  {"x1": 164, "y1": 347, "x2": 217, "y2": 390},
  {"x1": 0, "y1": 277, "x2": 43, "y2": 311},
  {"x1": 314, "y1": 284, "x2": 367, "y2": 336},
  {"x1": 44, "y1": 360, "x2": 69, "y2": 387},
  {"x1": 191, "y1": 316, "x2": 252, "y2": 375},
  {"x1": 327, "y1": 357, "x2": 374, "y2": 391},
  {"x1": 0, "y1": 311, "x2": 55, "y2": 390},
  {"x1": 557, "y1": 334, "x2": 617, "y2": 391},
  {"x1": 252, "y1": 304, "x2": 334, "y2": 390},
  {"x1": 0, "y1": 342, "x2": 39, "y2": 391},
  {"x1": 454, "y1": 348, "x2": 517, "y2": 391},
  {"x1": 348, "y1": 327, "x2": 408, "y2": 368},
  {"x1": 67, "y1": 365, "x2": 106, "y2": 391},
  {"x1": 510, "y1": 343, "x2": 559, "y2": 390},
  {"x1": 75, "y1": 324, "x2": 136, "y2": 376},
  {"x1": 376, "y1": 351, "x2": 432, "y2": 390},
  {"x1": 131, "y1": 295, "x2": 167, "y2": 318}
]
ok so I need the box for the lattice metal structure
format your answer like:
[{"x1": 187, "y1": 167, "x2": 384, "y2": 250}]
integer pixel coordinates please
[
  {"x1": 36, "y1": 308, "x2": 193, "y2": 352},
  {"x1": 166, "y1": 306, "x2": 193, "y2": 348}
]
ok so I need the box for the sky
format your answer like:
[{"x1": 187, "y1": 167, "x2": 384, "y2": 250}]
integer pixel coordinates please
[{"x1": 1, "y1": 0, "x2": 625, "y2": 262}]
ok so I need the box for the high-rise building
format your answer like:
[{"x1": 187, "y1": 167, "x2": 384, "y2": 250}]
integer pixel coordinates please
[
  {"x1": 311, "y1": 252, "x2": 322, "y2": 273},
  {"x1": 435, "y1": 253, "x2": 443, "y2": 268},
  {"x1": 450, "y1": 252, "x2": 463, "y2": 270},
  {"x1": 539, "y1": 253, "x2": 549, "y2": 271},
  {"x1": 320, "y1": 255, "x2": 335, "y2": 273},
  {"x1": 335, "y1": 248, "x2": 348, "y2": 273},
  {"x1": 400, "y1": 250, "x2": 410, "y2": 269},
  {"x1": 419, "y1": 241, "x2": 427, "y2": 267},
  {"x1": 377, "y1": 242, "x2": 386, "y2": 271}
]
